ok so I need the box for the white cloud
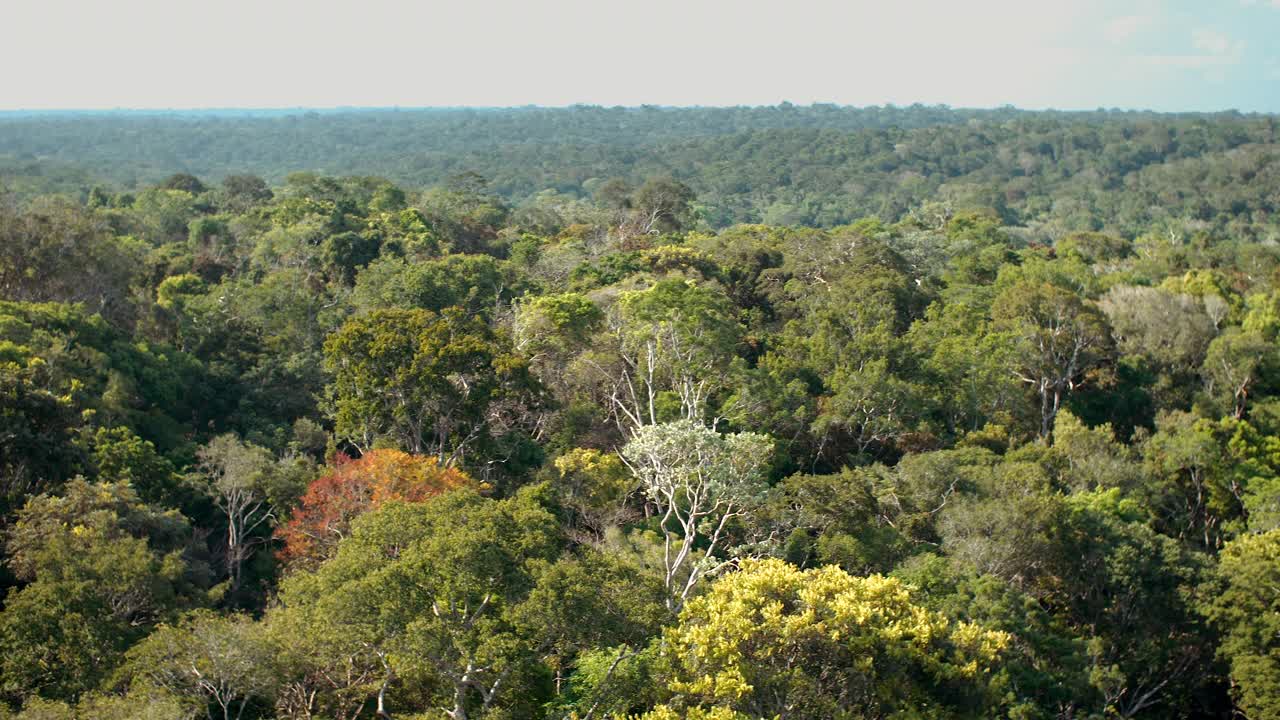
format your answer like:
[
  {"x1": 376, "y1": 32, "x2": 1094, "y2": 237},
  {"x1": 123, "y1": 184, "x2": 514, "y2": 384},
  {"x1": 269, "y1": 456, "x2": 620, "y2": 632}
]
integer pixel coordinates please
[
  {"x1": 1137, "y1": 28, "x2": 1246, "y2": 87},
  {"x1": 1105, "y1": 14, "x2": 1152, "y2": 43},
  {"x1": 1142, "y1": 54, "x2": 1237, "y2": 69},
  {"x1": 1192, "y1": 28, "x2": 1236, "y2": 54},
  {"x1": 1141, "y1": 27, "x2": 1244, "y2": 76}
]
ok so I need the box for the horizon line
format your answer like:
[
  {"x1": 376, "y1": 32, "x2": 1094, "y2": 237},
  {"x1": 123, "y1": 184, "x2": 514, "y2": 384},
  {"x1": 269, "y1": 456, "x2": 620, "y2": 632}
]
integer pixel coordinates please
[{"x1": 0, "y1": 103, "x2": 1267, "y2": 117}]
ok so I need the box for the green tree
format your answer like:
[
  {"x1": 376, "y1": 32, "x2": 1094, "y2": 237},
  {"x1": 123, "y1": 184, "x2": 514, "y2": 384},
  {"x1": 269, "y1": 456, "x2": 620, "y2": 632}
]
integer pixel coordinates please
[
  {"x1": 218, "y1": 174, "x2": 273, "y2": 212},
  {"x1": 324, "y1": 308, "x2": 542, "y2": 466},
  {"x1": 1141, "y1": 411, "x2": 1245, "y2": 549},
  {"x1": 1204, "y1": 530, "x2": 1280, "y2": 719},
  {"x1": 194, "y1": 434, "x2": 276, "y2": 594},
  {"x1": 597, "y1": 280, "x2": 741, "y2": 432},
  {"x1": 630, "y1": 177, "x2": 697, "y2": 235},
  {"x1": 1049, "y1": 490, "x2": 1212, "y2": 718},
  {"x1": 991, "y1": 282, "x2": 1111, "y2": 439},
  {"x1": 1203, "y1": 328, "x2": 1273, "y2": 419},
  {"x1": 894, "y1": 555, "x2": 1098, "y2": 720},
  {"x1": 352, "y1": 254, "x2": 508, "y2": 316},
  {"x1": 121, "y1": 611, "x2": 276, "y2": 720},
  {"x1": 1098, "y1": 285, "x2": 1216, "y2": 412},
  {"x1": 551, "y1": 448, "x2": 637, "y2": 540},
  {"x1": 0, "y1": 359, "x2": 79, "y2": 510},
  {"x1": 90, "y1": 426, "x2": 183, "y2": 507},
  {"x1": 276, "y1": 489, "x2": 562, "y2": 719},
  {"x1": 0, "y1": 198, "x2": 145, "y2": 325},
  {"x1": 764, "y1": 467, "x2": 907, "y2": 574},
  {"x1": 158, "y1": 173, "x2": 207, "y2": 195},
  {"x1": 0, "y1": 480, "x2": 206, "y2": 703}
]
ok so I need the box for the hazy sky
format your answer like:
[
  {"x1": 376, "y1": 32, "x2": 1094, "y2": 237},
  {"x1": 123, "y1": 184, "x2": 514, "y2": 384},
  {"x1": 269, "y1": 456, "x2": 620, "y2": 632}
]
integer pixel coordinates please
[{"x1": 3, "y1": 0, "x2": 1279, "y2": 112}]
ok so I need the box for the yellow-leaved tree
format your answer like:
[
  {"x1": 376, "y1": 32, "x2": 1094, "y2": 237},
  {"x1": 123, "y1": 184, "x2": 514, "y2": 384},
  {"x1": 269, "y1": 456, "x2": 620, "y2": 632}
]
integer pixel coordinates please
[{"x1": 645, "y1": 558, "x2": 1010, "y2": 720}]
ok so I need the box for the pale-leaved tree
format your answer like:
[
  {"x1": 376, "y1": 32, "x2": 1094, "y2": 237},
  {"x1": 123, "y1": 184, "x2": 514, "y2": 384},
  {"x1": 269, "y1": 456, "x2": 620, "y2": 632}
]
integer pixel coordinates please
[{"x1": 621, "y1": 420, "x2": 772, "y2": 609}]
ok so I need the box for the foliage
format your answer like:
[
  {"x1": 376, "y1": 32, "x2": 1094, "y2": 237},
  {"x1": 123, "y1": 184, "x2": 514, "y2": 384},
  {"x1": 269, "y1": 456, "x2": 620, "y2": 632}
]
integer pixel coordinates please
[
  {"x1": 1204, "y1": 530, "x2": 1280, "y2": 719},
  {"x1": 622, "y1": 421, "x2": 772, "y2": 609},
  {"x1": 120, "y1": 611, "x2": 276, "y2": 720},
  {"x1": 324, "y1": 308, "x2": 542, "y2": 469},
  {"x1": 654, "y1": 558, "x2": 1010, "y2": 720},
  {"x1": 275, "y1": 449, "x2": 473, "y2": 569},
  {"x1": 0, "y1": 107, "x2": 1279, "y2": 717},
  {"x1": 0, "y1": 480, "x2": 207, "y2": 704}
]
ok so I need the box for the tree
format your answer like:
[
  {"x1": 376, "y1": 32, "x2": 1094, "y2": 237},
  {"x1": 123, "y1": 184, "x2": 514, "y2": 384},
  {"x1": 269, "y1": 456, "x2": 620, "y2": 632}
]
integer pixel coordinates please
[
  {"x1": 417, "y1": 178, "x2": 509, "y2": 255},
  {"x1": 1141, "y1": 411, "x2": 1243, "y2": 549},
  {"x1": 275, "y1": 449, "x2": 473, "y2": 569},
  {"x1": 1099, "y1": 285, "x2": 1216, "y2": 411},
  {"x1": 653, "y1": 558, "x2": 1009, "y2": 720},
  {"x1": 814, "y1": 357, "x2": 925, "y2": 457},
  {"x1": 321, "y1": 231, "x2": 381, "y2": 286},
  {"x1": 324, "y1": 308, "x2": 542, "y2": 466},
  {"x1": 195, "y1": 434, "x2": 275, "y2": 593},
  {"x1": 1048, "y1": 490, "x2": 1212, "y2": 718},
  {"x1": 352, "y1": 254, "x2": 508, "y2": 316},
  {"x1": 593, "y1": 177, "x2": 633, "y2": 212},
  {"x1": 188, "y1": 217, "x2": 235, "y2": 272},
  {"x1": 992, "y1": 281, "x2": 1111, "y2": 439},
  {"x1": 764, "y1": 467, "x2": 907, "y2": 575},
  {"x1": 277, "y1": 489, "x2": 562, "y2": 719},
  {"x1": 129, "y1": 188, "x2": 201, "y2": 244},
  {"x1": 13, "y1": 689, "x2": 194, "y2": 720},
  {"x1": 631, "y1": 177, "x2": 696, "y2": 235},
  {"x1": 1056, "y1": 231, "x2": 1131, "y2": 264},
  {"x1": 937, "y1": 468, "x2": 1063, "y2": 590},
  {"x1": 907, "y1": 299, "x2": 1027, "y2": 440},
  {"x1": 219, "y1": 174, "x2": 273, "y2": 212},
  {"x1": 122, "y1": 611, "x2": 276, "y2": 720},
  {"x1": 1204, "y1": 529, "x2": 1280, "y2": 719},
  {"x1": 894, "y1": 554, "x2": 1099, "y2": 719},
  {"x1": 513, "y1": 293, "x2": 604, "y2": 362},
  {"x1": 594, "y1": 280, "x2": 741, "y2": 433},
  {"x1": 1051, "y1": 410, "x2": 1142, "y2": 494},
  {"x1": 621, "y1": 421, "x2": 772, "y2": 610},
  {"x1": 365, "y1": 206, "x2": 439, "y2": 259},
  {"x1": 1099, "y1": 286, "x2": 1215, "y2": 375},
  {"x1": 879, "y1": 446, "x2": 996, "y2": 547},
  {"x1": 0, "y1": 480, "x2": 205, "y2": 703},
  {"x1": 90, "y1": 426, "x2": 184, "y2": 507},
  {"x1": 0, "y1": 197, "x2": 145, "y2": 325},
  {"x1": 0, "y1": 359, "x2": 79, "y2": 511},
  {"x1": 159, "y1": 173, "x2": 208, "y2": 195},
  {"x1": 551, "y1": 448, "x2": 638, "y2": 541},
  {"x1": 1203, "y1": 328, "x2": 1273, "y2": 419},
  {"x1": 512, "y1": 550, "x2": 670, "y2": 708},
  {"x1": 265, "y1": 600, "x2": 383, "y2": 720},
  {"x1": 758, "y1": 236, "x2": 931, "y2": 465}
]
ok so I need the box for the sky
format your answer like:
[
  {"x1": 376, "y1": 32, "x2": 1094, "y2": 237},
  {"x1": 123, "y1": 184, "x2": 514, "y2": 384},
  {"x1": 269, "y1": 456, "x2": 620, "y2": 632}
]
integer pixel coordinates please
[{"x1": 2, "y1": 0, "x2": 1279, "y2": 112}]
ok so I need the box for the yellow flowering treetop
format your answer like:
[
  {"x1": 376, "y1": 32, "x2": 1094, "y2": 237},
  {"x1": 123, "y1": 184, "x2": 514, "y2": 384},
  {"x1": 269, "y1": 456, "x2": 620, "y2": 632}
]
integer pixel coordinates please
[{"x1": 648, "y1": 558, "x2": 1010, "y2": 720}]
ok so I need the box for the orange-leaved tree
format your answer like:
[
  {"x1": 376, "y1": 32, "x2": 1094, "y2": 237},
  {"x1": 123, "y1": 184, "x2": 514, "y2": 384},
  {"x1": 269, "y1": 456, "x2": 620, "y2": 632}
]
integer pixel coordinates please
[{"x1": 276, "y1": 449, "x2": 473, "y2": 569}]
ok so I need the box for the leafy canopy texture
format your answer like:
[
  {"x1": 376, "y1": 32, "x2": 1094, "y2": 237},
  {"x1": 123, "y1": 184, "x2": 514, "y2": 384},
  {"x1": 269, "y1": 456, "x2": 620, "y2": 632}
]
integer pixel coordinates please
[
  {"x1": 323, "y1": 307, "x2": 541, "y2": 466},
  {"x1": 274, "y1": 488, "x2": 563, "y2": 719},
  {"x1": 622, "y1": 420, "x2": 772, "y2": 609},
  {"x1": 1205, "y1": 529, "x2": 1280, "y2": 719},
  {"x1": 653, "y1": 558, "x2": 1010, "y2": 720},
  {"x1": 0, "y1": 480, "x2": 206, "y2": 703},
  {"x1": 274, "y1": 449, "x2": 473, "y2": 569}
]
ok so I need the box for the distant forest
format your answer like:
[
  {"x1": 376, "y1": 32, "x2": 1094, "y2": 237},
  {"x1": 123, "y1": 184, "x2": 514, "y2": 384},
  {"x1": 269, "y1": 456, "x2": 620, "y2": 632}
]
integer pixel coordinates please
[{"x1": 2, "y1": 105, "x2": 1278, "y2": 236}]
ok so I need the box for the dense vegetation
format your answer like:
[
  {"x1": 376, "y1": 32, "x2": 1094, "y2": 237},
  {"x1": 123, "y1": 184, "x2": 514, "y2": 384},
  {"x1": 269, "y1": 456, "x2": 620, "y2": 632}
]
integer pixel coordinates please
[
  {"x1": 0, "y1": 106, "x2": 1278, "y2": 719},
  {"x1": 3, "y1": 105, "x2": 1280, "y2": 236}
]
